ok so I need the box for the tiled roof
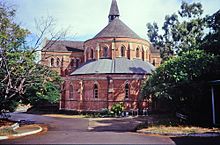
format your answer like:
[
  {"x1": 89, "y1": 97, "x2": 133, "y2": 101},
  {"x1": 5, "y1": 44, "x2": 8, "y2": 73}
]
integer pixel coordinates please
[
  {"x1": 42, "y1": 40, "x2": 84, "y2": 52},
  {"x1": 94, "y1": 18, "x2": 141, "y2": 39},
  {"x1": 71, "y1": 57, "x2": 155, "y2": 75}
]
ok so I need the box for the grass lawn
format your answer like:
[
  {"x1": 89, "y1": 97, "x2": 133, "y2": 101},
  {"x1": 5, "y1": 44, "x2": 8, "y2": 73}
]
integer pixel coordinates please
[
  {"x1": 0, "y1": 127, "x2": 17, "y2": 136},
  {"x1": 140, "y1": 125, "x2": 220, "y2": 134},
  {"x1": 139, "y1": 114, "x2": 220, "y2": 135}
]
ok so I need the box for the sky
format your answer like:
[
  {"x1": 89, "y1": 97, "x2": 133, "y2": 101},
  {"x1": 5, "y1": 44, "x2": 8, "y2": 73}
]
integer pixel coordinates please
[{"x1": 7, "y1": 0, "x2": 220, "y2": 41}]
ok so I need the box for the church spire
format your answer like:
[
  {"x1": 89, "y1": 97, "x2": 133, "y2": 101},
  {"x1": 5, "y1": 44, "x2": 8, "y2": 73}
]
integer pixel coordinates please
[{"x1": 108, "y1": 0, "x2": 120, "y2": 23}]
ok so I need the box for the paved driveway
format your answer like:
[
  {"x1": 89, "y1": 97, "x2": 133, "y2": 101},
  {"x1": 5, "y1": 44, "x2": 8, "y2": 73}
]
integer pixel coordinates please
[{"x1": 1, "y1": 113, "x2": 220, "y2": 144}]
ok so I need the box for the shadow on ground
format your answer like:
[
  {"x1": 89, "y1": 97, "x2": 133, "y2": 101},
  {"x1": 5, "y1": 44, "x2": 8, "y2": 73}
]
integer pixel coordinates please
[
  {"x1": 171, "y1": 136, "x2": 220, "y2": 145},
  {"x1": 89, "y1": 117, "x2": 148, "y2": 132}
]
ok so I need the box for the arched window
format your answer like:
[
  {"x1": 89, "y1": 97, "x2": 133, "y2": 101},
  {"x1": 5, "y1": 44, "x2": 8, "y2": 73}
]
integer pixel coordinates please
[
  {"x1": 142, "y1": 48, "x2": 145, "y2": 61},
  {"x1": 153, "y1": 59, "x2": 156, "y2": 66},
  {"x1": 57, "y1": 58, "x2": 60, "y2": 67},
  {"x1": 127, "y1": 47, "x2": 130, "y2": 59},
  {"x1": 70, "y1": 59, "x2": 75, "y2": 67},
  {"x1": 125, "y1": 83, "x2": 130, "y2": 99},
  {"x1": 86, "y1": 51, "x2": 89, "y2": 60},
  {"x1": 76, "y1": 58, "x2": 80, "y2": 68},
  {"x1": 103, "y1": 47, "x2": 108, "y2": 58},
  {"x1": 61, "y1": 57, "x2": 64, "y2": 67},
  {"x1": 121, "y1": 46, "x2": 126, "y2": 57},
  {"x1": 51, "y1": 58, "x2": 55, "y2": 67},
  {"x1": 136, "y1": 48, "x2": 140, "y2": 58},
  {"x1": 69, "y1": 84, "x2": 74, "y2": 99},
  {"x1": 62, "y1": 82, "x2": 66, "y2": 102},
  {"x1": 90, "y1": 49, "x2": 94, "y2": 59},
  {"x1": 94, "y1": 84, "x2": 98, "y2": 98}
]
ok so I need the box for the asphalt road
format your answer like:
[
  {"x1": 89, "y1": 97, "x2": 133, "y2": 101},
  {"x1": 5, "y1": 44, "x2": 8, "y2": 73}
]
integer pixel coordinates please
[{"x1": 0, "y1": 113, "x2": 220, "y2": 144}]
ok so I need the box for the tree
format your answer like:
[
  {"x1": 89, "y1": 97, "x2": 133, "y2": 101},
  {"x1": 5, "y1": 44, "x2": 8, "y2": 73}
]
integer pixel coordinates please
[
  {"x1": 147, "y1": 1, "x2": 205, "y2": 61},
  {"x1": 202, "y1": 10, "x2": 220, "y2": 55},
  {"x1": 141, "y1": 50, "x2": 220, "y2": 124},
  {"x1": 22, "y1": 65, "x2": 62, "y2": 107},
  {"x1": 0, "y1": 2, "x2": 65, "y2": 113}
]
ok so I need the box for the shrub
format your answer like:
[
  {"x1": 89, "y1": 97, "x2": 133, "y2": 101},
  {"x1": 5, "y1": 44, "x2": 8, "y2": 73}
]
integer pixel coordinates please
[{"x1": 111, "y1": 103, "x2": 124, "y2": 116}]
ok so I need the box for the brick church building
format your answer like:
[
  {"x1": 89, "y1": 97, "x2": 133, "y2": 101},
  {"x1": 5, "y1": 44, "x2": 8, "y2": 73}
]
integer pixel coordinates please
[{"x1": 41, "y1": 0, "x2": 161, "y2": 112}]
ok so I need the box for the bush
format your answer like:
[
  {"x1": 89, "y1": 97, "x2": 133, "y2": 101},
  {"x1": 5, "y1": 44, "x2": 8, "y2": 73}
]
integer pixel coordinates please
[
  {"x1": 141, "y1": 50, "x2": 220, "y2": 125},
  {"x1": 111, "y1": 103, "x2": 124, "y2": 116},
  {"x1": 100, "y1": 108, "x2": 111, "y2": 116}
]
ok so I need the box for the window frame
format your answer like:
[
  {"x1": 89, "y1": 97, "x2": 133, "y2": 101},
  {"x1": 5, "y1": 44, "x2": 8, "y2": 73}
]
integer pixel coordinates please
[
  {"x1": 50, "y1": 58, "x2": 55, "y2": 67},
  {"x1": 69, "y1": 83, "x2": 74, "y2": 99},
  {"x1": 125, "y1": 83, "x2": 130, "y2": 99},
  {"x1": 103, "y1": 47, "x2": 108, "y2": 58},
  {"x1": 121, "y1": 46, "x2": 126, "y2": 57},
  {"x1": 136, "y1": 47, "x2": 140, "y2": 58},
  {"x1": 93, "y1": 84, "x2": 99, "y2": 99}
]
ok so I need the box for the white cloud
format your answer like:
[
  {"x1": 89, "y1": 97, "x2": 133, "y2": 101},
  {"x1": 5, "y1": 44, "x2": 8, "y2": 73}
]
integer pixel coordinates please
[{"x1": 8, "y1": 0, "x2": 220, "y2": 41}]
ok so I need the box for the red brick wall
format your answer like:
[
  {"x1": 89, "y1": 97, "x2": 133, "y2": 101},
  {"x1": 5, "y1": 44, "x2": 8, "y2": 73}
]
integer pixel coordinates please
[
  {"x1": 41, "y1": 51, "x2": 84, "y2": 76},
  {"x1": 60, "y1": 74, "x2": 150, "y2": 111},
  {"x1": 84, "y1": 37, "x2": 161, "y2": 66}
]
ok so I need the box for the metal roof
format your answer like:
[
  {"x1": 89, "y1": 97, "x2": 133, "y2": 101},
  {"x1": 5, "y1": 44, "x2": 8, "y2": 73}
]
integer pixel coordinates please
[
  {"x1": 94, "y1": 18, "x2": 141, "y2": 39},
  {"x1": 71, "y1": 57, "x2": 155, "y2": 75}
]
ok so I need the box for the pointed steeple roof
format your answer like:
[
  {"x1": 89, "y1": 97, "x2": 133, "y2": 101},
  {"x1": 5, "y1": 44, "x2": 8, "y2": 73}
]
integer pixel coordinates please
[
  {"x1": 108, "y1": 0, "x2": 120, "y2": 22},
  {"x1": 109, "y1": 0, "x2": 120, "y2": 16}
]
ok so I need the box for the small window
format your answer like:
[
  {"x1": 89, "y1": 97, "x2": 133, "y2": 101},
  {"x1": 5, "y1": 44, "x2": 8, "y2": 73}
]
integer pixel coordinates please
[
  {"x1": 70, "y1": 59, "x2": 75, "y2": 67},
  {"x1": 57, "y1": 58, "x2": 60, "y2": 67},
  {"x1": 94, "y1": 84, "x2": 98, "y2": 98},
  {"x1": 127, "y1": 47, "x2": 130, "y2": 59},
  {"x1": 136, "y1": 48, "x2": 140, "y2": 58},
  {"x1": 76, "y1": 59, "x2": 80, "y2": 68},
  {"x1": 125, "y1": 83, "x2": 129, "y2": 99},
  {"x1": 121, "y1": 46, "x2": 126, "y2": 57},
  {"x1": 142, "y1": 49, "x2": 145, "y2": 61},
  {"x1": 51, "y1": 58, "x2": 55, "y2": 67},
  {"x1": 103, "y1": 47, "x2": 108, "y2": 58},
  {"x1": 86, "y1": 51, "x2": 89, "y2": 60},
  {"x1": 69, "y1": 84, "x2": 74, "y2": 99},
  {"x1": 153, "y1": 59, "x2": 156, "y2": 66},
  {"x1": 90, "y1": 49, "x2": 94, "y2": 59},
  {"x1": 61, "y1": 57, "x2": 64, "y2": 66}
]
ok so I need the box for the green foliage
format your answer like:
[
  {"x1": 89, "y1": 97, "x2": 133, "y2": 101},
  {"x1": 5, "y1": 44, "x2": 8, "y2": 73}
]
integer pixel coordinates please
[
  {"x1": 141, "y1": 50, "x2": 220, "y2": 121},
  {"x1": 111, "y1": 103, "x2": 124, "y2": 116},
  {"x1": 147, "y1": 1, "x2": 205, "y2": 61},
  {"x1": 100, "y1": 108, "x2": 112, "y2": 116},
  {"x1": 22, "y1": 66, "x2": 62, "y2": 106},
  {"x1": 202, "y1": 10, "x2": 220, "y2": 55},
  {"x1": 0, "y1": 2, "x2": 62, "y2": 112}
]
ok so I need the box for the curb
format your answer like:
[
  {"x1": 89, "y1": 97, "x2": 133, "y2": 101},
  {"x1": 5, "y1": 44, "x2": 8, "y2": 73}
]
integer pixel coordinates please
[
  {"x1": 11, "y1": 123, "x2": 19, "y2": 130},
  {"x1": 137, "y1": 130, "x2": 220, "y2": 137},
  {"x1": 13, "y1": 125, "x2": 43, "y2": 137},
  {"x1": 0, "y1": 125, "x2": 42, "y2": 140},
  {"x1": 0, "y1": 136, "x2": 8, "y2": 140}
]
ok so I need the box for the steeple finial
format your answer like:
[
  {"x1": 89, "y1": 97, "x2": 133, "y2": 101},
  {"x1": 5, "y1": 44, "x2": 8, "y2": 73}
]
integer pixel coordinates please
[{"x1": 108, "y1": 0, "x2": 120, "y2": 23}]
